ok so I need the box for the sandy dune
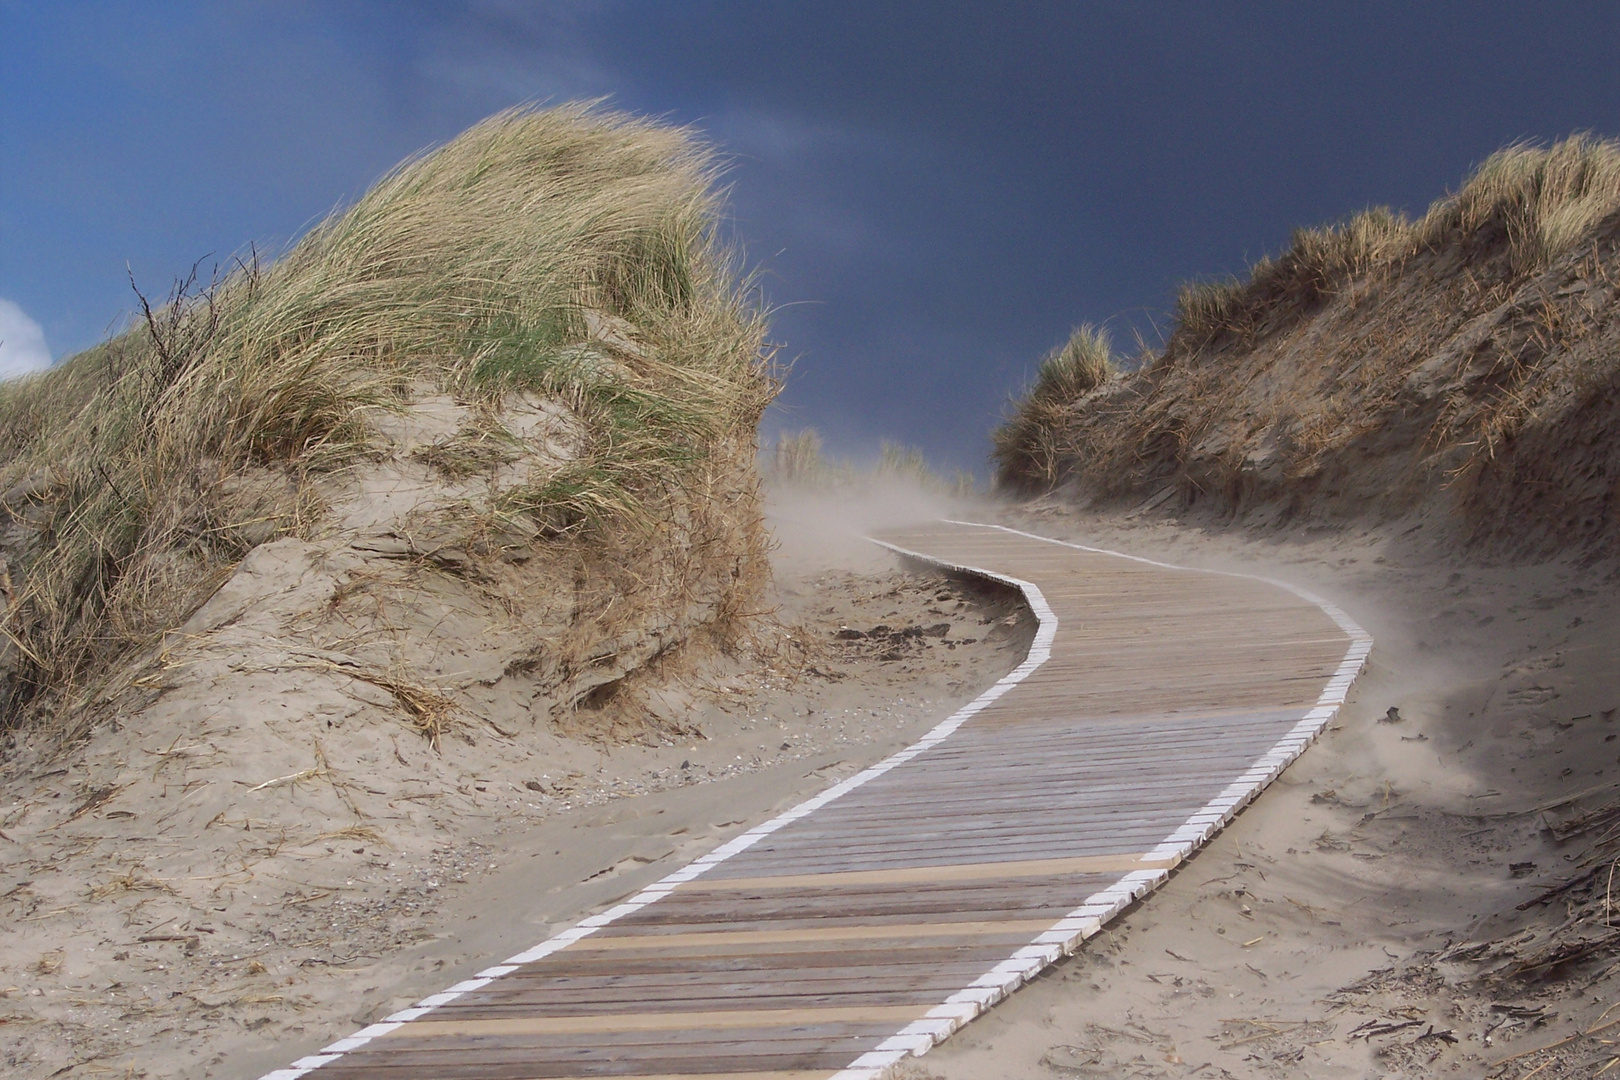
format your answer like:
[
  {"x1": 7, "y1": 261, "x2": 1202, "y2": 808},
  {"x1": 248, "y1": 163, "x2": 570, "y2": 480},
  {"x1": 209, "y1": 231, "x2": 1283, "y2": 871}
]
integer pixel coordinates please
[
  {"x1": 0, "y1": 491, "x2": 1033, "y2": 1079},
  {"x1": 4, "y1": 487, "x2": 1616, "y2": 1080}
]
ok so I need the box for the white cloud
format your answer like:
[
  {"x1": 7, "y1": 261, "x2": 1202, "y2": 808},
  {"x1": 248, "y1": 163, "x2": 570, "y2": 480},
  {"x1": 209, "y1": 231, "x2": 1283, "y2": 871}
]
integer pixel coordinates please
[{"x1": 0, "y1": 299, "x2": 52, "y2": 379}]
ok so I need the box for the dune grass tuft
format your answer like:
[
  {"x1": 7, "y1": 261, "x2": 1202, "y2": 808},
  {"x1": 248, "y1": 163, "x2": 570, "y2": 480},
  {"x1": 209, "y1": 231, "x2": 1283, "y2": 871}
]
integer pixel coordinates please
[
  {"x1": 763, "y1": 429, "x2": 974, "y2": 496},
  {"x1": 991, "y1": 325, "x2": 1117, "y2": 488},
  {"x1": 769, "y1": 429, "x2": 831, "y2": 486},
  {"x1": 1415, "y1": 132, "x2": 1620, "y2": 268},
  {"x1": 994, "y1": 134, "x2": 1620, "y2": 500},
  {"x1": 1165, "y1": 135, "x2": 1620, "y2": 362},
  {"x1": 0, "y1": 103, "x2": 774, "y2": 743}
]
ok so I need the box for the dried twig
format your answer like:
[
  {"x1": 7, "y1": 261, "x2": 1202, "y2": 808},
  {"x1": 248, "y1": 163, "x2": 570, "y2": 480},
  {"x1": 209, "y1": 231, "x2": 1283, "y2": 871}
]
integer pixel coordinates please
[
  {"x1": 248, "y1": 768, "x2": 321, "y2": 793},
  {"x1": 52, "y1": 784, "x2": 123, "y2": 827}
]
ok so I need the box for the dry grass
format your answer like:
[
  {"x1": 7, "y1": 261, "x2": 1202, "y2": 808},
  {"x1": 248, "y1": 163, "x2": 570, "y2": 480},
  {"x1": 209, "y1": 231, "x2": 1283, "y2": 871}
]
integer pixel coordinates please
[
  {"x1": 410, "y1": 417, "x2": 523, "y2": 480},
  {"x1": 1417, "y1": 133, "x2": 1620, "y2": 269},
  {"x1": 992, "y1": 134, "x2": 1620, "y2": 549},
  {"x1": 1441, "y1": 791, "x2": 1620, "y2": 984},
  {"x1": 0, "y1": 102, "x2": 775, "y2": 746},
  {"x1": 348, "y1": 669, "x2": 459, "y2": 751},
  {"x1": 763, "y1": 429, "x2": 973, "y2": 496},
  {"x1": 1169, "y1": 207, "x2": 1412, "y2": 356},
  {"x1": 1165, "y1": 135, "x2": 1620, "y2": 362},
  {"x1": 992, "y1": 325, "x2": 1117, "y2": 488},
  {"x1": 770, "y1": 429, "x2": 833, "y2": 486}
]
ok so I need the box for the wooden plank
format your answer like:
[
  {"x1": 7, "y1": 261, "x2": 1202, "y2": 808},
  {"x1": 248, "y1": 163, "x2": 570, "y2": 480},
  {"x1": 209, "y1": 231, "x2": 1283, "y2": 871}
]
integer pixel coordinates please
[
  {"x1": 478, "y1": 944, "x2": 1025, "y2": 977},
  {"x1": 676, "y1": 853, "x2": 1170, "y2": 890},
  {"x1": 436, "y1": 981, "x2": 995, "y2": 1014},
  {"x1": 271, "y1": 519, "x2": 1369, "y2": 1080},
  {"x1": 315, "y1": 1068, "x2": 842, "y2": 1080},
  {"x1": 312, "y1": 1044, "x2": 886, "y2": 1078},
  {"x1": 385, "y1": 1006, "x2": 931, "y2": 1037},
  {"x1": 567, "y1": 918, "x2": 1061, "y2": 951}
]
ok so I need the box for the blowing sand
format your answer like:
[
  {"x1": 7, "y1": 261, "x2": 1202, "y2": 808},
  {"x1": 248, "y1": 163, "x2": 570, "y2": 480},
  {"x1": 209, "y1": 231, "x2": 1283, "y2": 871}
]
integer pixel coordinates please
[
  {"x1": 4, "y1": 488, "x2": 1615, "y2": 1080},
  {"x1": 0, "y1": 487, "x2": 1031, "y2": 1080},
  {"x1": 905, "y1": 505, "x2": 1620, "y2": 1080}
]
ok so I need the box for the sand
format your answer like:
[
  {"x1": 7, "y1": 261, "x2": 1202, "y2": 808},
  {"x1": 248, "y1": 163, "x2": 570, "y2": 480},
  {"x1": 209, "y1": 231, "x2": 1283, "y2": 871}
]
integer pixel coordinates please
[
  {"x1": 4, "y1": 487, "x2": 1617, "y2": 1080},
  {"x1": 904, "y1": 505, "x2": 1620, "y2": 1080},
  {"x1": 0, "y1": 487, "x2": 1031, "y2": 1080}
]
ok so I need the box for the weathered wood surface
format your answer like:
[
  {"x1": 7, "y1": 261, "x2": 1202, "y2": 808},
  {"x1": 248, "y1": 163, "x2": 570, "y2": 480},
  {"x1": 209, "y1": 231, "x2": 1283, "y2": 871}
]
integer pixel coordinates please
[{"x1": 265, "y1": 520, "x2": 1370, "y2": 1080}]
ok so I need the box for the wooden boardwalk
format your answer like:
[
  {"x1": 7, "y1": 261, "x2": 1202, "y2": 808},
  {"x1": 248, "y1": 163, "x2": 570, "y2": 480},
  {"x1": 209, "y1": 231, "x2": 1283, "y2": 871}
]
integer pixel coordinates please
[{"x1": 263, "y1": 520, "x2": 1370, "y2": 1080}]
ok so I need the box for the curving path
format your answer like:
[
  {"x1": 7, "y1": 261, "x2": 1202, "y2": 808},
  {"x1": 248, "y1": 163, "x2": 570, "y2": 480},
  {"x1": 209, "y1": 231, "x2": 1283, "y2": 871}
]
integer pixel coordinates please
[{"x1": 262, "y1": 520, "x2": 1370, "y2": 1080}]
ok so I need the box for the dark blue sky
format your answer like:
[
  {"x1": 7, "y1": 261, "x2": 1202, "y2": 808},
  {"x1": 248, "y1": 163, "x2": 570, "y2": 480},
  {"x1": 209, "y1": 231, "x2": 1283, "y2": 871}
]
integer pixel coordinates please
[{"x1": 4, "y1": 3, "x2": 1619, "y2": 471}]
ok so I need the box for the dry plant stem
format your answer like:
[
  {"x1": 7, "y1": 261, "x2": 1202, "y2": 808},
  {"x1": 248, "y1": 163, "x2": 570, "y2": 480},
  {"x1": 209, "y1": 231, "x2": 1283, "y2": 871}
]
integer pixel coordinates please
[{"x1": 1608, "y1": 857, "x2": 1619, "y2": 927}]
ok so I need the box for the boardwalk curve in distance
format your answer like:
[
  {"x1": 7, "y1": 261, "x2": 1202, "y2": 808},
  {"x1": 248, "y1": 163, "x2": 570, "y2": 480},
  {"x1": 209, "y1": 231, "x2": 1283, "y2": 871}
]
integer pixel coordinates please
[{"x1": 258, "y1": 520, "x2": 1372, "y2": 1080}]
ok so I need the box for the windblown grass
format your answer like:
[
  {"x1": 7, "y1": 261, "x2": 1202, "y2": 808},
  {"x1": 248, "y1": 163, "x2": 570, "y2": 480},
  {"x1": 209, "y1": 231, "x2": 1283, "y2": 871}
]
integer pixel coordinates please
[
  {"x1": 0, "y1": 103, "x2": 774, "y2": 741},
  {"x1": 991, "y1": 325, "x2": 1117, "y2": 488},
  {"x1": 1417, "y1": 133, "x2": 1620, "y2": 268},
  {"x1": 763, "y1": 429, "x2": 974, "y2": 495},
  {"x1": 770, "y1": 429, "x2": 835, "y2": 486},
  {"x1": 1165, "y1": 135, "x2": 1620, "y2": 361},
  {"x1": 995, "y1": 134, "x2": 1620, "y2": 512}
]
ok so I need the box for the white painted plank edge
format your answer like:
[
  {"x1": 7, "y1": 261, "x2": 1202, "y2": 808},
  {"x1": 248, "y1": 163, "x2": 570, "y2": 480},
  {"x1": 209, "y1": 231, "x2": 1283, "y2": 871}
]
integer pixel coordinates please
[
  {"x1": 256, "y1": 519, "x2": 1371, "y2": 1080},
  {"x1": 821, "y1": 520, "x2": 1373, "y2": 1080},
  {"x1": 253, "y1": 540, "x2": 1058, "y2": 1080}
]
